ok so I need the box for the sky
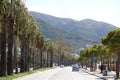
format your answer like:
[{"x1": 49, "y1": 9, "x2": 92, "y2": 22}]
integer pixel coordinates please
[{"x1": 25, "y1": 0, "x2": 120, "y2": 27}]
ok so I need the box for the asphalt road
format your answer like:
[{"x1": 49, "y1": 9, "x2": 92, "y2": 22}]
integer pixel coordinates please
[{"x1": 13, "y1": 67, "x2": 104, "y2": 80}]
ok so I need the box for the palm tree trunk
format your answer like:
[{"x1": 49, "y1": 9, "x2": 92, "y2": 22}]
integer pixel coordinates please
[
  {"x1": 32, "y1": 48, "x2": 34, "y2": 69},
  {"x1": 20, "y1": 34, "x2": 26, "y2": 72},
  {"x1": 0, "y1": 34, "x2": 1, "y2": 71},
  {"x1": 40, "y1": 49, "x2": 43, "y2": 68},
  {"x1": 50, "y1": 52, "x2": 53, "y2": 67},
  {"x1": 7, "y1": 18, "x2": 14, "y2": 75},
  {"x1": 25, "y1": 37, "x2": 29, "y2": 71},
  {"x1": 0, "y1": 16, "x2": 7, "y2": 76},
  {"x1": 46, "y1": 52, "x2": 49, "y2": 67},
  {"x1": 14, "y1": 37, "x2": 18, "y2": 74}
]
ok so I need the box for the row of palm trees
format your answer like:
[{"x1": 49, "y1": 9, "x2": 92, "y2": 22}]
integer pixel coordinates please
[
  {"x1": 0, "y1": 0, "x2": 76, "y2": 77},
  {"x1": 79, "y1": 28, "x2": 120, "y2": 79}
]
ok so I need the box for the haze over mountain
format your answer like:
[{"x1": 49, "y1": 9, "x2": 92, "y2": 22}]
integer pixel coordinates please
[{"x1": 29, "y1": 11, "x2": 117, "y2": 48}]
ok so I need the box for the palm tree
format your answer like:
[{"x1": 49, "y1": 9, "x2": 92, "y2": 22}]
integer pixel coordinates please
[
  {"x1": 0, "y1": 0, "x2": 45, "y2": 75},
  {"x1": 7, "y1": 0, "x2": 18, "y2": 75},
  {"x1": 18, "y1": 7, "x2": 32, "y2": 72},
  {"x1": 0, "y1": 0, "x2": 9, "y2": 76},
  {"x1": 49, "y1": 41, "x2": 55, "y2": 67},
  {"x1": 42, "y1": 38, "x2": 51, "y2": 67}
]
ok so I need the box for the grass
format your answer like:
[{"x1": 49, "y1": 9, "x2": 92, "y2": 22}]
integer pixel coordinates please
[{"x1": 0, "y1": 67, "x2": 55, "y2": 80}]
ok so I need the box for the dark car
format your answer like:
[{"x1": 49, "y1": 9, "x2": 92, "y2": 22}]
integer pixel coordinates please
[{"x1": 72, "y1": 64, "x2": 80, "y2": 71}]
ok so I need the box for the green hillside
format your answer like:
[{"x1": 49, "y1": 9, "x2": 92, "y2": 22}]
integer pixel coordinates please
[{"x1": 30, "y1": 11, "x2": 117, "y2": 48}]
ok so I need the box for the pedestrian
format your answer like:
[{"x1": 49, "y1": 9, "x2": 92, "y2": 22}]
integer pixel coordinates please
[{"x1": 100, "y1": 64, "x2": 104, "y2": 73}]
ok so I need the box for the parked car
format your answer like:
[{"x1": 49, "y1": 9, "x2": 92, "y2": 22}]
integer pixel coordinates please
[
  {"x1": 72, "y1": 64, "x2": 80, "y2": 71},
  {"x1": 60, "y1": 64, "x2": 64, "y2": 68}
]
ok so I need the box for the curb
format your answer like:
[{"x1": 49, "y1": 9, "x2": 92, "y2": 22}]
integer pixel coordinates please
[{"x1": 81, "y1": 69, "x2": 107, "y2": 80}]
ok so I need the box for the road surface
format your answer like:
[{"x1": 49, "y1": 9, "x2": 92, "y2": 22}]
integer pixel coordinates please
[{"x1": 13, "y1": 67, "x2": 103, "y2": 80}]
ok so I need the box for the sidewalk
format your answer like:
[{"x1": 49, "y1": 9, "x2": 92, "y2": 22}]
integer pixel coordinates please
[{"x1": 81, "y1": 68, "x2": 116, "y2": 80}]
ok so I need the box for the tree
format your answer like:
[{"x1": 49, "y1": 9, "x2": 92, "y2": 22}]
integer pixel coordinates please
[
  {"x1": 54, "y1": 36, "x2": 74, "y2": 65},
  {"x1": 48, "y1": 40, "x2": 56, "y2": 67},
  {"x1": 102, "y1": 29, "x2": 120, "y2": 79},
  {"x1": 79, "y1": 44, "x2": 110, "y2": 72},
  {"x1": 0, "y1": 0, "x2": 9, "y2": 76},
  {"x1": 7, "y1": 0, "x2": 19, "y2": 75}
]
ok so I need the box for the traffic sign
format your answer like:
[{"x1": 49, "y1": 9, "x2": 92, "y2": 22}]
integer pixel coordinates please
[{"x1": 92, "y1": 55, "x2": 96, "y2": 60}]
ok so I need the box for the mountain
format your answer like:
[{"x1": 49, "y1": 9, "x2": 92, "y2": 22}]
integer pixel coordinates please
[{"x1": 29, "y1": 11, "x2": 117, "y2": 48}]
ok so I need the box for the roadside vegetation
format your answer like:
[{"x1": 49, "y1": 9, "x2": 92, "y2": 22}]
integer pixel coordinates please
[
  {"x1": 0, "y1": 67, "x2": 54, "y2": 80},
  {"x1": 79, "y1": 28, "x2": 120, "y2": 79}
]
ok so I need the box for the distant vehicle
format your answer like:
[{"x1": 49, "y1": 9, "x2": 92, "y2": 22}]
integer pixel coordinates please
[
  {"x1": 72, "y1": 63, "x2": 80, "y2": 71},
  {"x1": 60, "y1": 65, "x2": 64, "y2": 68}
]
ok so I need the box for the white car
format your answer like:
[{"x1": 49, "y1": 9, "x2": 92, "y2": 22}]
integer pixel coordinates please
[{"x1": 60, "y1": 65, "x2": 64, "y2": 68}]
